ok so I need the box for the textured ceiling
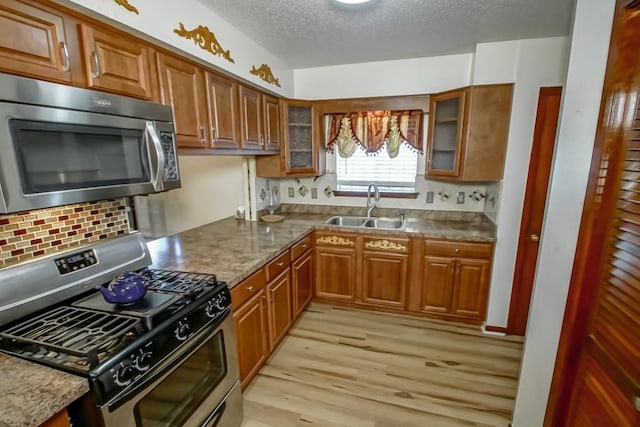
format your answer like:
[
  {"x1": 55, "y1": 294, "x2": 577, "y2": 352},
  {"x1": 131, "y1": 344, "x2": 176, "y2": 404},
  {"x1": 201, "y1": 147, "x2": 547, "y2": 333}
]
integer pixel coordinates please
[{"x1": 198, "y1": 0, "x2": 574, "y2": 68}]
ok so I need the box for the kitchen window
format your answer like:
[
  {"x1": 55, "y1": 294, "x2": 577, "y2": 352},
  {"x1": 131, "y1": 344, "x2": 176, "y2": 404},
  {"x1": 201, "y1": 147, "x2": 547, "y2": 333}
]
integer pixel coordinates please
[{"x1": 327, "y1": 110, "x2": 422, "y2": 196}]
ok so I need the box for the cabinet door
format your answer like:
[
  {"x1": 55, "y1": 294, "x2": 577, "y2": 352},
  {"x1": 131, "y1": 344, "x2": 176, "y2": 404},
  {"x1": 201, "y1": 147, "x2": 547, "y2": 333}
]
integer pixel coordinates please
[
  {"x1": 41, "y1": 409, "x2": 71, "y2": 427},
  {"x1": 285, "y1": 101, "x2": 318, "y2": 174},
  {"x1": 426, "y1": 89, "x2": 467, "y2": 178},
  {"x1": 157, "y1": 53, "x2": 208, "y2": 148},
  {"x1": 239, "y1": 85, "x2": 262, "y2": 150},
  {"x1": 266, "y1": 268, "x2": 292, "y2": 351},
  {"x1": 420, "y1": 255, "x2": 456, "y2": 313},
  {"x1": 79, "y1": 24, "x2": 155, "y2": 100},
  {"x1": 234, "y1": 289, "x2": 268, "y2": 389},
  {"x1": 206, "y1": 72, "x2": 240, "y2": 149},
  {"x1": 315, "y1": 246, "x2": 357, "y2": 302},
  {"x1": 292, "y1": 248, "x2": 313, "y2": 318},
  {"x1": 361, "y1": 251, "x2": 409, "y2": 309},
  {"x1": 0, "y1": 0, "x2": 74, "y2": 83},
  {"x1": 263, "y1": 95, "x2": 281, "y2": 151},
  {"x1": 451, "y1": 257, "x2": 491, "y2": 320}
]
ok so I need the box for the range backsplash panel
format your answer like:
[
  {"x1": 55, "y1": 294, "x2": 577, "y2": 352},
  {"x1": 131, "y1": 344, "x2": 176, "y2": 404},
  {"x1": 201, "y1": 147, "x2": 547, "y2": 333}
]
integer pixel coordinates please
[{"x1": 0, "y1": 199, "x2": 129, "y2": 268}]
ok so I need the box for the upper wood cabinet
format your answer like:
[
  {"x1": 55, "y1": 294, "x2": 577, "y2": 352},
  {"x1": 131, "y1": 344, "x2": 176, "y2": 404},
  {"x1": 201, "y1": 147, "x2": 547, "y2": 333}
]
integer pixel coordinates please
[
  {"x1": 256, "y1": 99, "x2": 326, "y2": 178},
  {"x1": 0, "y1": 0, "x2": 80, "y2": 84},
  {"x1": 426, "y1": 84, "x2": 513, "y2": 181},
  {"x1": 263, "y1": 94, "x2": 281, "y2": 151},
  {"x1": 239, "y1": 85, "x2": 263, "y2": 150},
  {"x1": 79, "y1": 24, "x2": 157, "y2": 100},
  {"x1": 206, "y1": 72, "x2": 240, "y2": 149},
  {"x1": 157, "y1": 53, "x2": 209, "y2": 148}
]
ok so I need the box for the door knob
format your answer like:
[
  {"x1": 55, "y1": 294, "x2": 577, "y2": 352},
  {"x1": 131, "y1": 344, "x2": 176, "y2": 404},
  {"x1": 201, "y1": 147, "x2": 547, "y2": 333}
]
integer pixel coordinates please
[{"x1": 529, "y1": 233, "x2": 540, "y2": 242}]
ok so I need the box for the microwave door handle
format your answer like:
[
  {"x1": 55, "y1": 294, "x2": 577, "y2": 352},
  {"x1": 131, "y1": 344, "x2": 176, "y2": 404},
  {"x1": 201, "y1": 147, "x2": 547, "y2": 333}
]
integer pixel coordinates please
[{"x1": 146, "y1": 122, "x2": 165, "y2": 192}]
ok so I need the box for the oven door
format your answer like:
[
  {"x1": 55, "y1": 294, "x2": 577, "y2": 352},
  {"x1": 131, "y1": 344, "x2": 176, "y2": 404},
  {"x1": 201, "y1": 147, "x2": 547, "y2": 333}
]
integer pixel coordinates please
[
  {"x1": 0, "y1": 101, "x2": 170, "y2": 213},
  {"x1": 99, "y1": 313, "x2": 241, "y2": 427}
]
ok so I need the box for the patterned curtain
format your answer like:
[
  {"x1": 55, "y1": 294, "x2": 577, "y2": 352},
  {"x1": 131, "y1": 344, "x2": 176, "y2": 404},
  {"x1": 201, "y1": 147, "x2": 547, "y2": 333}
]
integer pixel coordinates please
[{"x1": 326, "y1": 110, "x2": 423, "y2": 158}]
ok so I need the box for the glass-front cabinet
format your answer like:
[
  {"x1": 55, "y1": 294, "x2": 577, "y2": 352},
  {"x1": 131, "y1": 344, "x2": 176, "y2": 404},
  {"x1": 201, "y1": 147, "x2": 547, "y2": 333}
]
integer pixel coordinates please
[{"x1": 426, "y1": 88, "x2": 467, "y2": 178}]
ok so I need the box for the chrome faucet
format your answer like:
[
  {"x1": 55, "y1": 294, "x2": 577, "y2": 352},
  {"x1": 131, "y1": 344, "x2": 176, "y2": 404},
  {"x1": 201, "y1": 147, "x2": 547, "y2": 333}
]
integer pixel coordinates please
[{"x1": 366, "y1": 183, "x2": 380, "y2": 217}]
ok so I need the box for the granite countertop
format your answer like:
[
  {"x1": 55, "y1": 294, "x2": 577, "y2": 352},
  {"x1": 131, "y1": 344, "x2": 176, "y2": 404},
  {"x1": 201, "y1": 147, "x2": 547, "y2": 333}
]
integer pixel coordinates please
[
  {"x1": 0, "y1": 353, "x2": 89, "y2": 427},
  {"x1": 147, "y1": 212, "x2": 496, "y2": 288}
]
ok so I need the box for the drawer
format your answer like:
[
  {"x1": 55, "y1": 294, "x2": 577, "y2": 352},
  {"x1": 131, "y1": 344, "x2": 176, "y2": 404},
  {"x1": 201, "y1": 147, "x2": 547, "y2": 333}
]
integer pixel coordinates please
[
  {"x1": 230, "y1": 268, "x2": 266, "y2": 309},
  {"x1": 291, "y1": 234, "x2": 312, "y2": 260},
  {"x1": 315, "y1": 232, "x2": 357, "y2": 248},
  {"x1": 266, "y1": 250, "x2": 290, "y2": 282},
  {"x1": 424, "y1": 239, "x2": 494, "y2": 259},
  {"x1": 363, "y1": 236, "x2": 410, "y2": 253}
]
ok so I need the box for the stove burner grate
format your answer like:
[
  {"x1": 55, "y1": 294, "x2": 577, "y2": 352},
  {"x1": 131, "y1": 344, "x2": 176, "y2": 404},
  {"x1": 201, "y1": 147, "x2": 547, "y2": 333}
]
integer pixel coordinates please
[
  {"x1": 144, "y1": 269, "x2": 218, "y2": 295},
  {"x1": 0, "y1": 306, "x2": 143, "y2": 368}
]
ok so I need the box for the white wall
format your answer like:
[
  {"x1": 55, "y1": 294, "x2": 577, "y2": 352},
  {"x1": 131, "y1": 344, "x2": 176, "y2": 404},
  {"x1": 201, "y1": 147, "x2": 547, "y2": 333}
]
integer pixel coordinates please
[
  {"x1": 136, "y1": 156, "x2": 245, "y2": 236},
  {"x1": 55, "y1": 0, "x2": 294, "y2": 96},
  {"x1": 480, "y1": 37, "x2": 570, "y2": 328},
  {"x1": 512, "y1": 0, "x2": 615, "y2": 425},
  {"x1": 293, "y1": 54, "x2": 473, "y2": 99}
]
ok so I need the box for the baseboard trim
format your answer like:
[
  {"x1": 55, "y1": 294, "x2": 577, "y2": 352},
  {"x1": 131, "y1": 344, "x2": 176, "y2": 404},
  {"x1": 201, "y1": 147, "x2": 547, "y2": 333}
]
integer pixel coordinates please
[{"x1": 482, "y1": 323, "x2": 507, "y2": 336}]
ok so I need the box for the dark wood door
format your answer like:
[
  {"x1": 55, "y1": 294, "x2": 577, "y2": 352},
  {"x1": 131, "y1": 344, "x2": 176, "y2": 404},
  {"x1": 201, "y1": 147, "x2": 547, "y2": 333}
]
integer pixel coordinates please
[
  {"x1": 79, "y1": 24, "x2": 155, "y2": 100},
  {"x1": 234, "y1": 289, "x2": 268, "y2": 390},
  {"x1": 507, "y1": 87, "x2": 562, "y2": 336},
  {"x1": 239, "y1": 85, "x2": 262, "y2": 150},
  {"x1": 451, "y1": 258, "x2": 491, "y2": 320},
  {"x1": 547, "y1": 2, "x2": 640, "y2": 425},
  {"x1": 314, "y1": 246, "x2": 357, "y2": 302},
  {"x1": 292, "y1": 249, "x2": 313, "y2": 318},
  {"x1": 420, "y1": 255, "x2": 455, "y2": 314},
  {"x1": 0, "y1": 0, "x2": 74, "y2": 84},
  {"x1": 157, "y1": 53, "x2": 208, "y2": 148},
  {"x1": 266, "y1": 268, "x2": 292, "y2": 351},
  {"x1": 361, "y1": 251, "x2": 408, "y2": 309},
  {"x1": 263, "y1": 95, "x2": 281, "y2": 151},
  {"x1": 206, "y1": 71, "x2": 239, "y2": 149}
]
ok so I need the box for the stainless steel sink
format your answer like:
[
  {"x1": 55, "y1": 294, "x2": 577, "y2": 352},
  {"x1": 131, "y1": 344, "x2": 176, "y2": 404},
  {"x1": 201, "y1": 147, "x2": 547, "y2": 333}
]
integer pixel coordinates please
[{"x1": 324, "y1": 215, "x2": 406, "y2": 230}]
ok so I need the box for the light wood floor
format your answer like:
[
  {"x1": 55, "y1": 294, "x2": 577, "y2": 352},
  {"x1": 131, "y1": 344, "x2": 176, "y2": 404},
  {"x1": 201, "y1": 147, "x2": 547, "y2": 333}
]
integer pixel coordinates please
[{"x1": 241, "y1": 303, "x2": 523, "y2": 427}]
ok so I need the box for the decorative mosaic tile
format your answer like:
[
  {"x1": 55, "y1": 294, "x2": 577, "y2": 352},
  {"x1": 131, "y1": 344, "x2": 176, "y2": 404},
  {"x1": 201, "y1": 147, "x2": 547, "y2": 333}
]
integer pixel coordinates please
[{"x1": 0, "y1": 199, "x2": 130, "y2": 269}]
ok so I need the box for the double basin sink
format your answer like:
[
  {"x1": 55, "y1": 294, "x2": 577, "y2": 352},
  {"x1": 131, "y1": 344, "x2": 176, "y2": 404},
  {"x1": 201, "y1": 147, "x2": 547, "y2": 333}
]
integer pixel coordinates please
[{"x1": 324, "y1": 215, "x2": 406, "y2": 230}]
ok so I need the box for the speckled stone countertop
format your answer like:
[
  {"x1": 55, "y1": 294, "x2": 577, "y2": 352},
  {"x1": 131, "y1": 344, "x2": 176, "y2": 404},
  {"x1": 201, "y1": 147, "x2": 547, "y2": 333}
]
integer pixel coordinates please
[
  {"x1": 0, "y1": 353, "x2": 89, "y2": 427},
  {"x1": 147, "y1": 212, "x2": 496, "y2": 288}
]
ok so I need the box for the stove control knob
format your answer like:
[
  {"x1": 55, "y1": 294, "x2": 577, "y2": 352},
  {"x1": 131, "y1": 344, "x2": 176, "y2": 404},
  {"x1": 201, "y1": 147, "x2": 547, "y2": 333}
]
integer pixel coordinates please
[
  {"x1": 134, "y1": 350, "x2": 153, "y2": 371},
  {"x1": 174, "y1": 320, "x2": 191, "y2": 341},
  {"x1": 113, "y1": 362, "x2": 135, "y2": 387}
]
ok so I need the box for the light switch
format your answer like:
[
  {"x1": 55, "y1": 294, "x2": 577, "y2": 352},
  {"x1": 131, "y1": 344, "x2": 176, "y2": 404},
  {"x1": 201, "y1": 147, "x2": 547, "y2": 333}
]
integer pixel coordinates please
[
  {"x1": 426, "y1": 191, "x2": 434, "y2": 204},
  {"x1": 457, "y1": 192, "x2": 465, "y2": 204},
  {"x1": 311, "y1": 188, "x2": 318, "y2": 199},
  {"x1": 288, "y1": 187, "x2": 295, "y2": 198}
]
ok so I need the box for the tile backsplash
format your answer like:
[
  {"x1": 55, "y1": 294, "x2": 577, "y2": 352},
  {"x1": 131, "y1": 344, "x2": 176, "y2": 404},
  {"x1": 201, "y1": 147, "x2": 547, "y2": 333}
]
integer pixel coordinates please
[{"x1": 0, "y1": 199, "x2": 129, "y2": 268}]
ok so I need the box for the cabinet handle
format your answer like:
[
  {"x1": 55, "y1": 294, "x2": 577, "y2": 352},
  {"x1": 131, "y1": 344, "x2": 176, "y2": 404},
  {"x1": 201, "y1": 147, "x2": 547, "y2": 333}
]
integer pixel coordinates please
[
  {"x1": 276, "y1": 262, "x2": 284, "y2": 267},
  {"x1": 200, "y1": 127, "x2": 207, "y2": 143},
  {"x1": 301, "y1": 244, "x2": 308, "y2": 248},
  {"x1": 455, "y1": 248, "x2": 460, "y2": 253},
  {"x1": 91, "y1": 51, "x2": 101, "y2": 78},
  {"x1": 246, "y1": 285, "x2": 254, "y2": 292},
  {"x1": 59, "y1": 42, "x2": 70, "y2": 72},
  {"x1": 634, "y1": 396, "x2": 640, "y2": 412},
  {"x1": 211, "y1": 127, "x2": 218, "y2": 142},
  {"x1": 259, "y1": 135, "x2": 264, "y2": 146}
]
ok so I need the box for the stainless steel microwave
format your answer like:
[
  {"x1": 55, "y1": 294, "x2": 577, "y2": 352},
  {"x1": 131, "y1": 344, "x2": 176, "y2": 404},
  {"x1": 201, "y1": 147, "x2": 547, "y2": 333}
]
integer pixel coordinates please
[{"x1": 0, "y1": 73, "x2": 180, "y2": 214}]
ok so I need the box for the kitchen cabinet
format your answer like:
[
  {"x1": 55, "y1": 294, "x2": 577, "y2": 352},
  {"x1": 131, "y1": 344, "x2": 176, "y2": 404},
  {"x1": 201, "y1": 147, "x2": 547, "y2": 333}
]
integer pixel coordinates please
[
  {"x1": 79, "y1": 23, "x2": 157, "y2": 100},
  {"x1": 157, "y1": 52, "x2": 209, "y2": 148},
  {"x1": 0, "y1": 0, "x2": 81, "y2": 85},
  {"x1": 416, "y1": 240, "x2": 493, "y2": 322},
  {"x1": 206, "y1": 72, "x2": 240, "y2": 149},
  {"x1": 292, "y1": 246, "x2": 313, "y2": 318},
  {"x1": 41, "y1": 409, "x2": 71, "y2": 427},
  {"x1": 266, "y1": 268, "x2": 292, "y2": 350},
  {"x1": 239, "y1": 85, "x2": 281, "y2": 152},
  {"x1": 426, "y1": 84, "x2": 513, "y2": 181},
  {"x1": 233, "y1": 288, "x2": 269, "y2": 390},
  {"x1": 360, "y1": 236, "x2": 410, "y2": 309},
  {"x1": 314, "y1": 232, "x2": 358, "y2": 302},
  {"x1": 256, "y1": 99, "x2": 326, "y2": 178}
]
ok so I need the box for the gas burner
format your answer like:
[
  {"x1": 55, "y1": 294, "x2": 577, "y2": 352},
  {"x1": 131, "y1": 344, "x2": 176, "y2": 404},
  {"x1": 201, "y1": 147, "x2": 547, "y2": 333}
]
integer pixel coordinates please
[{"x1": 143, "y1": 269, "x2": 219, "y2": 296}]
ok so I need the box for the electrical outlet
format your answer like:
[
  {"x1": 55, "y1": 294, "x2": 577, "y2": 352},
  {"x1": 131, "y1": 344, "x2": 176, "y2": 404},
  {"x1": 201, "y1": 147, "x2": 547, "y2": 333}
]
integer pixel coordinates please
[
  {"x1": 311, "y1": 188, "x2": 318, "y2": 199},
  {"x1": 288, "y1": 187, "x2": 294, "y2": 198},
  {"x1": 457, "y1": 192, "x2": 465, "y2": 204},
  {"x1": 426, "y1": 191, "x2": 434, "y2": 204}
]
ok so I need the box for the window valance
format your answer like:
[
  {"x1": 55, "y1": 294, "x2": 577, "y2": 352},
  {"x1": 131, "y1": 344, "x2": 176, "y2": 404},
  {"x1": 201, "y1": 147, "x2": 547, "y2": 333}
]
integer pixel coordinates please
[{"x1": 326, "y1": 110, "x2": 423, "y2": 159}]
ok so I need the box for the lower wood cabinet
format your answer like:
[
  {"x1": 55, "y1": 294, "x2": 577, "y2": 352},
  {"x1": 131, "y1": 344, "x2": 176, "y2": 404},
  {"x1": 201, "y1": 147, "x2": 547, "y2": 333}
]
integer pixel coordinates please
[
  {"x1": 292, "y1": 248, "x2": 313, "y2": 318},
  {"x1": 360, "y1": 237, "x2": 410, "y2": 309},
  {"x1": 233, "y1": 287, "x2": 268, "y2": 390},
  {"x1": 266, "y1": 268, "x2": 292, "y2": 351},
  {"x1": 314, "y1": 233, "x2": 358, "y2": 302},
  {"x1": 41, "y1": 409, "x2": 71, "y2": 427}
]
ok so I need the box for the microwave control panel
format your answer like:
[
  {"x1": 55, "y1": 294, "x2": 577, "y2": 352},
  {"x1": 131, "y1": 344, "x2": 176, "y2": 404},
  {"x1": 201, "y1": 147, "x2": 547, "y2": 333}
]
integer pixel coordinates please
[
  {"x1": 160, "y1": 132, "x2": 178, "y2": 181},
  {"x1": 55, "y1": 249, "x2": 97, "y2": 275}
]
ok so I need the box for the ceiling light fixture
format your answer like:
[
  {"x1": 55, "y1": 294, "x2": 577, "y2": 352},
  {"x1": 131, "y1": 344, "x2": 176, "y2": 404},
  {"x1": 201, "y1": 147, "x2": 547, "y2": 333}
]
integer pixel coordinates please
[{"x1": 335, "y1": 0, "x2": 372, "y2": 4}]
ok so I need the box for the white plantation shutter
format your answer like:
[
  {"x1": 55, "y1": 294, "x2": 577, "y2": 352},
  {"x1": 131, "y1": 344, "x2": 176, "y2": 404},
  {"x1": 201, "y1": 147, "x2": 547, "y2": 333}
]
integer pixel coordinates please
[{"x1": 336, "y1": 143, "x2": 418, "y2": 192}]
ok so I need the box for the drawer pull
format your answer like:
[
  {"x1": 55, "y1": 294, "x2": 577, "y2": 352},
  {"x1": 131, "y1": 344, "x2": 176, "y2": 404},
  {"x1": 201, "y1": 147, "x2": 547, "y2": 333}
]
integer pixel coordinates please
[
  {"x1": 91, "y1": 51, "x2": 101, "y2": 78},
  {"x1": 246, "y1": 286, "x2": 254, "y2": 292},
  {"x1": 365, "y1": 240, "x2": 407, "y2": 251},
  {"x1": 60, "y1": 42, "x2": 70, "y2": 71},
  {"x1": 455, "y1": 248, "x2": 460, "y2": 253},
  {"x1": 301, "y1": 244, "x2": 308, "y2": 248},
  {"x1": 276, "y1": 262, "x2": 285, "y2": 267},
  {"x1": 317, "y1": 235, "x2": 354, "y2": 246}
]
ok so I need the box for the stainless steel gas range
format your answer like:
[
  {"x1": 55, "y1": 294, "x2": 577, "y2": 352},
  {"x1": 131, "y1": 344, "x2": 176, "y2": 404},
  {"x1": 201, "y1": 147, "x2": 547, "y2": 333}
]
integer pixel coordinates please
[{"x1": 0, "y1": 232, "x2": 243, "y2": 427}]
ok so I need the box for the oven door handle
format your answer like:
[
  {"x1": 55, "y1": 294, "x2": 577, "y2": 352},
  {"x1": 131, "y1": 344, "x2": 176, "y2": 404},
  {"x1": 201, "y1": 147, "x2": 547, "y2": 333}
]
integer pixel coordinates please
[
  {"x1": 106, "y1": 312, "x2": 227, "y2": 412},
  {"x1": 146, "y1": 121, "x2": 165, "y2": 192},
  {"x1": 202, "y1": 401, "x2": 226, "y2": 427}
]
